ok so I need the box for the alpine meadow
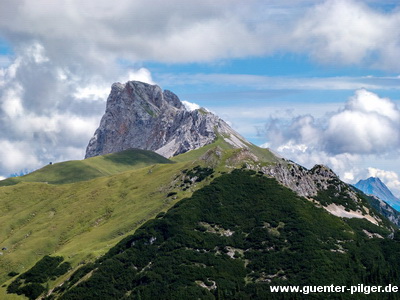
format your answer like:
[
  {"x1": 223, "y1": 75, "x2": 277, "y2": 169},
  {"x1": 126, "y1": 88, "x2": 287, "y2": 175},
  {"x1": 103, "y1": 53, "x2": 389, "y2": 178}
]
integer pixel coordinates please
[{"x1": 2, "y1": 1, "x2": 400, "y2": 300}]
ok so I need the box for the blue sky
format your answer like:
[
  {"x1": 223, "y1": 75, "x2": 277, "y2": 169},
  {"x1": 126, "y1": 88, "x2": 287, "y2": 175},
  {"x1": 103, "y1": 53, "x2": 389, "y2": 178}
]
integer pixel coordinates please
[{"x1": 1, "y1": 0, "x2": 400, "y2": 195}]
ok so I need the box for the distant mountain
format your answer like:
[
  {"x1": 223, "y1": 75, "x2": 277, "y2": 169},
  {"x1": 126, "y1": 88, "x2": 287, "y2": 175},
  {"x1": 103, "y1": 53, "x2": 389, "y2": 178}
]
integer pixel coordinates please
[
  {"x1": 355, "y1": 177, "x2": 400, "y2": 211},
  {"x1": 85, "y1": 81, "x2": 248, "y2": 159}
]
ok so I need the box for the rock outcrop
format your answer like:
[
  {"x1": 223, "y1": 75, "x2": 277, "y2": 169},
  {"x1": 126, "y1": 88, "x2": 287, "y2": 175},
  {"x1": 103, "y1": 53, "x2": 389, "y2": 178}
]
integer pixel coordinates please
[
  {"x1": 261, "y1": 163, "x2": 341, "y2": 198},
  {"x1": 85, "y1": 81, "x2": 247, "y2": 158},
  {"x1": 367, "y1": 195, "x2": 400, "y2": 227}
]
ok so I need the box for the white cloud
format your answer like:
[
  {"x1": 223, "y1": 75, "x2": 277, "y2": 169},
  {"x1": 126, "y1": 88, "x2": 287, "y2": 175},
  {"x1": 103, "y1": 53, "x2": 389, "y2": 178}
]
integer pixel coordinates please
[
  {"x1": 74, "y1": 85, "x2": 110, "y2": 100},
  {"x1": 1, "y1": 84, "x2": 24, "y2": 118},
  {"x1": 0, "y1": 0, "x2": 399, "y2": 69},
  {"x1": 325, "y1": 89, "x2": 400, "y2": 154},
  {"x1": 294, "y1": 0, "x2": 400, "y2": 70},
  {"x1": 262, "y1": 89, "x2": 400, "y2": 190},
  {"x1": 0, "y1": 44, "x2": 109, "y2": 176},
  {"x1": 346, "y1": 89, "x2": 400, "y2": 121},
  {"x1": 265, "y1": 89, "x2": 400, "y2": 157},
  {"x1": 25, "y1": 42, "x2": 49, "y2": 64},
  {"x1": 0, "y1": 140, "x2": 41, "y2": 173},
  {"x1": 127, "y1": 68, "x2": 154, "y2": 85},
  {"x1": 0, "y1": 55, "x2": 11, "y2": 68},
  {"x1": 277, "y1": 141, "x2": 308, "y2": 154},
  {"x1": 182, "y1": 100, "x2": 200, "y2": 111}
]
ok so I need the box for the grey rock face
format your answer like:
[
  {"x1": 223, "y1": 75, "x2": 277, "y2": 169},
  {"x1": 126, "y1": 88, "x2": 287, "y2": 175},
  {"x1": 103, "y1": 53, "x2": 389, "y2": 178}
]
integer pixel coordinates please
[
  {"x1": 369, "y1": 195, "x2": 400, "y2": 227},
  {"x1": 85, "y1": 81, "x2": 245, "y2": 159},
  {"x1": 260, "y1": 162, "x2": 353, "y2": 199},
  {"x1": 261, "y1": 162, "x2": 400, "y2": 227}
]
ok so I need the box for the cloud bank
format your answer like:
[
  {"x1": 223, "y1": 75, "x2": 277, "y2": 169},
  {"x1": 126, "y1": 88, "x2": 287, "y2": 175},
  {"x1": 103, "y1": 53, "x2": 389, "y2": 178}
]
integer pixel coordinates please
[
  {"x1": 265, "y1": 89, "x2": 400, "y2": 156},
  {"x1": 262, "y1": 89, "x2": 400, "y2": 195},
  {"x1": 1, "y1": 0, "x2": 400, "y2": 67},
  {"x1": 0, "y1": 43, "x2": 154, "y2": 175}
]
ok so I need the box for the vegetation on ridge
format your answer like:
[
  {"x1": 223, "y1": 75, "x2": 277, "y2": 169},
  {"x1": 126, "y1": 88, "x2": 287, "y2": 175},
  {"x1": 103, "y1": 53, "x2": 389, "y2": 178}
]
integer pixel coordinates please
[
  {"x1": 0, "y1": 149, "x2": 172, "y2": 186},
  {"x1": 2, "y1": 141, "x2": 399, "y2": 299},
  {"x1": 7, "y1": 256, "x2": 70, "y2": 299},
  {"x1": 0, "y1": 147, "x2": 225, "y2": 299},
  {"x1": 21, "y1": 170, "x2": 399, "y2": 300}
]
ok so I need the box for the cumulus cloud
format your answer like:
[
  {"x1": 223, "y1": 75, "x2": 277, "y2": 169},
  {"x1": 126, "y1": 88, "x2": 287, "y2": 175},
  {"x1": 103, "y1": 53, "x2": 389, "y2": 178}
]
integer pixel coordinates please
[
  {"x1": 127, "y1": 68, "x2": 154, "y2": 85},
  {"x1": 262, "y1": 89, "x2": 400, "y2": 187},
  {"x1": 0, "y1": 139, "x2": 41, "y2": 173},
  {"x1": 294, "y1": 0, "x2": 400, "y2": 70},
  {"x1": 0, "y1": 42, "x2": 150, "y2": 176},
  {"x1": 0, "y1": 55, "x2": 11, "y2": 68},
  {"x1": 324, "y1": 89, "x2": 400, "y2": 154},
  {"x1": 182, "y1": 100, "x2": 200, "y2": 111},
  {"x1": 0, "y1": 0, "x2": 399, "y2": 68},
  {"x1": 265, "y1": 89, "x2": 400, "y2": 157},
  {"x1": 0, "y1": 0, "x2": 265, "y2": 65}
]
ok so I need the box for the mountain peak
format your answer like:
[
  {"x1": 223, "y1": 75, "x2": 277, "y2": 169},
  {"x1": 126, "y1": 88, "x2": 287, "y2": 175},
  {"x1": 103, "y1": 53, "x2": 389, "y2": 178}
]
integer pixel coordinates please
[
  {"x1": 85, "y1": 81, "x2": 248, "y2": 159},
  {"x1": 364, "y1": 176, "x2": 381, "y2": 182},
  {"x1": 355, "y1": 176, "x2": 400, "y2": 210}
]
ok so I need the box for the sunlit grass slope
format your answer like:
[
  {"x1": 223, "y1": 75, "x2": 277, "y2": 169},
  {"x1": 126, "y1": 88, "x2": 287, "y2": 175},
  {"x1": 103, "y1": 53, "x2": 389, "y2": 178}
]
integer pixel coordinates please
[
  {"x1": 0, "y1": 149, "x2": 172, "y2": 186},
  {"x1": 0, "y1": 162, "x2": 196, "y2": 290},
  {"x1": 0, "y1": 141, "x2": 282, "y2": 299},
  {"x1": 171, "y1": 136, "x2": 280, "y2": 164},
  {"x1": 0, "y1": 145, "x2": 230, "y2": 296}
]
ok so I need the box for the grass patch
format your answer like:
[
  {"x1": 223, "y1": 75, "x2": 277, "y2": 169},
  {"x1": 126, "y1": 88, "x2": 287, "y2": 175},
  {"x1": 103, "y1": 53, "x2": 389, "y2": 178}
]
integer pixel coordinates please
[{"x1": 0, "y1": 149, "x2": 173, "y2": 186}]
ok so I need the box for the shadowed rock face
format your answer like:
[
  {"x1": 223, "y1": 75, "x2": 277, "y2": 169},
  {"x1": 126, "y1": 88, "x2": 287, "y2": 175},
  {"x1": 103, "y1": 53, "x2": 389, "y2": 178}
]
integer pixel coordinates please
[{"x1": 85, "y1": 81, "x2": 244, "y2": 158}]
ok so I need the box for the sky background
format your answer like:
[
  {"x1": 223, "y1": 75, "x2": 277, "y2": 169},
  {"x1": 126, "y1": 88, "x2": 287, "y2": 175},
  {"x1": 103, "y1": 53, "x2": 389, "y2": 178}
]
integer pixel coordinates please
[{"x1": 1, "y1": 0, "x2": 400, "y2": 195}]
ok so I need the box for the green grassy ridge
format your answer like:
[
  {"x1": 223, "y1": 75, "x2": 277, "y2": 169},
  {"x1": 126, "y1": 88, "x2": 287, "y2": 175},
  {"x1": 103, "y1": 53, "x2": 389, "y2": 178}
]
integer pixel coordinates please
[
  {"x1": 0, "y1": 145, "x2": 233, "y2": 299},
  {"x1": 171, "y1": 136, "x2": 280, "y2": 165},
  {"x1": 0, "y1": 162, "x2": 196, "y2": 287},
  {"x1": 0, "y1": 149, "x2": 173, "y2": 186},
  {"x1": 171, "y1": 137, "x2": 235, "y2": 163},
  {"x1": 0, "y1": 137, "x2": 278, "y2": 187},
  {"x1": 48, "y1": 170, "x2": 400, "y2": 299},
  {"x1": 0, "y1": 142, "x2": 272, "y2": 299}
]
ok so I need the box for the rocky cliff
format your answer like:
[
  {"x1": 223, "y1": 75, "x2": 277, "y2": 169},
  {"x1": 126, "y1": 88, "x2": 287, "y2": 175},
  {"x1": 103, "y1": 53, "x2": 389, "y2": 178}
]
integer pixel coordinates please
[{"x1": 85, "y1": 81, "x2": 247, "y2": 158}]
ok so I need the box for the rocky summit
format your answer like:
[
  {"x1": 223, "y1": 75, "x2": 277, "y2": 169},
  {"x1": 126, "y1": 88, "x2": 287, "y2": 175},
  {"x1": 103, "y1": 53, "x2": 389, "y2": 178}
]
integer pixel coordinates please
[{"x1": 85, "y1": 81, "x2": 247, "y2": 158}]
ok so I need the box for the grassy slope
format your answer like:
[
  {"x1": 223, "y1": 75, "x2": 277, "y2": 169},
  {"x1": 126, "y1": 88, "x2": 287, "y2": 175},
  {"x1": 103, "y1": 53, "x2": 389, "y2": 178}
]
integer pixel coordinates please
[
  {"x1": 171, "y1": 137, "x2": 281, "y2": 165},
  {"x1": 171, "y1": 138, "x2": 234, "y2": 163},
  {"x1": 0, "y1": 142, "x2": 282, "y2": 299},
  {"x1": 0, "y1": 149, "x2": 172, "y2": 186},
  {"x1": 0, "y1": 163, "x2": 189, "y2": 275}
]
